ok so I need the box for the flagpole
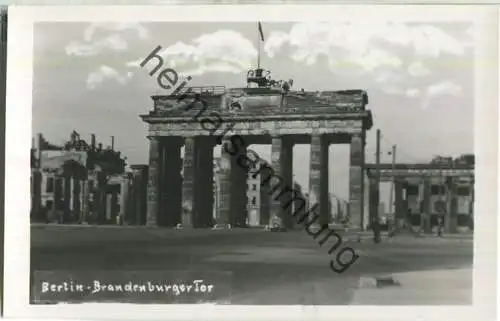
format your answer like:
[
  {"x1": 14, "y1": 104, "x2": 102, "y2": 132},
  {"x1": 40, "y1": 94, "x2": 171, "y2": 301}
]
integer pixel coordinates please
[{"x1": 257, "y1": 22, "x2": 261, "y2": 69}]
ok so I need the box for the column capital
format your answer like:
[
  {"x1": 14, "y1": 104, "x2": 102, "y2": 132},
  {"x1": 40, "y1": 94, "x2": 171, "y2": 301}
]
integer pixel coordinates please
[
  {"x1": 350, "y1": 132, "x2": 364, "y2": 141},
  {"x1": 183, "y1": 137, "x2": 196, "y2": 150}
]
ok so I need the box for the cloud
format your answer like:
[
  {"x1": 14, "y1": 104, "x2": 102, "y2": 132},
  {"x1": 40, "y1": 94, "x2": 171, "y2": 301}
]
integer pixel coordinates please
[
  {"x1": 182, "y1": 62, "x2": 244, "y2": 76},
  {"x1": 65, "y1": 22, "x2": 151, "y2": 89},
  {"x1": 350, "y1": 47, "x2": 403, "y2": 71},
  {"x1": 405, "y1": 88, "x2": 421, "y2": 98},
  {"x1": 426, "y1": 80, "x2": 462, "y2": 97},
  {"x1": 374, "y1": 70, "x2": 407, "y2": 94},
  {"x1": 86, "y1": 65, "x2": 133, "y2": 90},
  {"x1": 65, "y1": 34, "x2": 128, "y2": 56},
  {"x1": 407, "y1": 61, "x2": 431, "y2": 77},
  {"x1": 264, "y1": 31, "x2": 289, "y2": 59},
  {"x1": 66, "y1": 22, "x2": 151, "y2": 57},
  {"x1": 375, "y1": 69, "x2": 462, "y2": 105},
  {"x1": 264, "y1": 21, "x2": 469, "y2": 105},
  {"x1": 127, "y1": 30, "x2": 257, "y2": 77},
  {"x1": 421, "y1": 80, "x2": 462, "y2": 109},
  {"x1": 265, "y1": 21, "x2": 467, "y2": 72}
]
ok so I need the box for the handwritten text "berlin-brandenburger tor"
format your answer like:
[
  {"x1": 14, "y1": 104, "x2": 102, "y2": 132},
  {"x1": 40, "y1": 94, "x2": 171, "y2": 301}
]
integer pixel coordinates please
[{"x1": 41, "y1": 280, "x2": 214, "y2": 296}]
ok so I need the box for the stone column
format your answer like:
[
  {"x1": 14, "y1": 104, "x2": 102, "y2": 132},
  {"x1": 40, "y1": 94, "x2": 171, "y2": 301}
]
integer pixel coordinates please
[
  {"x1": 402, "y1": 181, "x2": 409, "y2": 227},
  {"x1": 97, "y1": 171, "x2": 108, "y2": 224},
  {"x1": 119, "y1": 177, "x2": 129, "y2": 224},
  {"x1": 181, "y1": 137, "x2": 196, "y2": 228},
  {"x1": 469, "y1": 179, "x2": 474, "y2": 221},
  {"x1": 81, "y1": 179, "x2": 89, "y2": 224},
  {"x1": 135, "y1": 166, "x2": 149, "y2": 225},
  {"x1": 368, "y1": 176, "x2": 379, "y2": 228},
  {"x1": 394, "y1": 180, "x2": 404, "y2": 228},
  {"x1": 160, "y1": 138, "x2": 182, "y2": 227},
  {"x1": 106, "y1": 193, "x2": 112, "y2": 221},
  {"x1": 217, "y1": 137, "x2": 232, "y2": 227},
  {"x1": 69, "y1": 177, "x2": 74, "y2": 214},
  {"x1": 72, "y1": 177, "x2": 81, "y2": 221},
  {"x1": 269, "y1": 135, "x2": 285, "y2": 228},
  {"x1": 110, "y1": 190, "x2": 118, "y2": 223},
  {"x1": 52, "y1": 177, "x2": 61, "y2": 222},
  {"x1": 195, "y1": 137, "x2": 215, "y2": 228},
  {"x1": 63, "y1": 174, "x2": 71, "y2": 223},
  {"x1": 282, "y1": 139, "x2": 295, "y2": 228},
  {"x1": 229, "y1": 142, "x2": 248, "y2": 227},
  {"x1": 31, "y1": 171, "x2": 42, "y2": 221},
  {"x1": 259, "y1": 170, "x2": 271, "y2": 226},
  {"x1": 422, "y1": 178, "x2": 432, "y2": 233},
  {"x1": 146, "y1": 137, "x2": 161, "y2": 226},
  {"x1": 349, "y1": 133, "x2": 365, "y2": 229},
  {"x1": 213, "y1": 173, "x2": 220, "y2": 221},
  {"x1": 446, "y1": 177, "x2": 458, "y2": 233},
  {"x1": 319, "y1": 138, "x2": 330, "y2": 226},
  {"x1": 308, "y1": 134, "x2": 329, "y2": 228}
]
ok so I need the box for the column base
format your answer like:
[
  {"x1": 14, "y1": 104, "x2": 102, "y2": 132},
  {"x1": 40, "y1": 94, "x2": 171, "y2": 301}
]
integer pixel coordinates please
[
  {"x1": 212, "y1": 224, "x2": 232, "y2": 230},
  {"x1": 269, "y1": 215, "x2": 285, "y2": 229},
  {"x1": 181, "y1": 212, "x2": 194, "y2": 228},
  {"x1": 145, "y1": 221, "x2": 158, "y2": 228},
  {"x1": 307, "y1": 222, "x2": 322, "y2": 232}
]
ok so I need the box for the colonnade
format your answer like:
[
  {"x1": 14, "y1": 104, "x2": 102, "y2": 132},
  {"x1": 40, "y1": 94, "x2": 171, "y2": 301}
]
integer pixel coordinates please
[
  {"x1": 367, "y1": 176, "x2": 473, "y2": 233},
  {"x1": 146, "y1": 133, "x2": 366, "y2": 229}
]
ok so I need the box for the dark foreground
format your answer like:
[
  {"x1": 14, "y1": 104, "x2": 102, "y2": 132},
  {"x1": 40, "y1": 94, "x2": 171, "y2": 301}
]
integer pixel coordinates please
[{"x1": 31, "y1": 225, "x2": 473, "y2": 305}]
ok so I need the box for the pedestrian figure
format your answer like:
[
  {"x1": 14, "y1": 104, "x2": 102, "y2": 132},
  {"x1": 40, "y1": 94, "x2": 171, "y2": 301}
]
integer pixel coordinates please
[{"x1": 437, "y1": 216, "x2": 444, "y2": 237}]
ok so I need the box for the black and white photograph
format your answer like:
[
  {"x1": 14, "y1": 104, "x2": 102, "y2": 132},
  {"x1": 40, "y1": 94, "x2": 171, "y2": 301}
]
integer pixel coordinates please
[{"x1": 3, "y1": 5, "x2": 497, "y2": 321}]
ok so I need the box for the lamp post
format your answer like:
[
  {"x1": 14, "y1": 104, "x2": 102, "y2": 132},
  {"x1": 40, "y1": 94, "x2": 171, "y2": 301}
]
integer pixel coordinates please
[{"x1": 213, "y1": 160, "x2": 221, "y2": 224}]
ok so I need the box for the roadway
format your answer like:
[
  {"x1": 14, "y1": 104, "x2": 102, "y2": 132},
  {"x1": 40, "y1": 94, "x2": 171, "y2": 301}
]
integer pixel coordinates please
[{"x1": 30, "y1": 225, "x2": 473, "y2": 305}]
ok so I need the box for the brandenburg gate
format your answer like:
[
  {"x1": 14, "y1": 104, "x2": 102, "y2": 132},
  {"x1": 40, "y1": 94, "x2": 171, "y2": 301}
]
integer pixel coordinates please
[{"x1": 140, "y1": 69, "x2": 373, "y2": 229}]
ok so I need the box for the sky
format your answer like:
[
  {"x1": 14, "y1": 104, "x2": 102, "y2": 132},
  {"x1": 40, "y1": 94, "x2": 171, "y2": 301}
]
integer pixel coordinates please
[{"x1": 32, "y1": 21, "x2": 474, "y2": 203}]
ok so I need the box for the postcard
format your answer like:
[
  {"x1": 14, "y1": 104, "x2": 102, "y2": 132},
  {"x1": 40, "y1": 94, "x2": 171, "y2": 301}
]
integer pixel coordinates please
[{"x1": 3, "y1": 4, "x2": 498, "y2": 321}]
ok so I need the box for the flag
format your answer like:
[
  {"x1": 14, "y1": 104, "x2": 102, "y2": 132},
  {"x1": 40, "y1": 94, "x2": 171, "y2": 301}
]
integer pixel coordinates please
[{"x1": 258, "y1": 22, "x2": 264, "y2": 42}]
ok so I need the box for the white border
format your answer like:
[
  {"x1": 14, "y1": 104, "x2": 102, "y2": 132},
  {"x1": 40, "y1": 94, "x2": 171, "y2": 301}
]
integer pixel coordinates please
[{"x1": 4, "y1": 5, "x2": 498, "y2": 321}]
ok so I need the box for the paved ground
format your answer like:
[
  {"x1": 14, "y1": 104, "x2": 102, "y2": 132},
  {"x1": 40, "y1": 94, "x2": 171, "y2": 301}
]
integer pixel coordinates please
[
  {"x1": 30, "y1": 225, "x2": 473, "y2": 305},
  {"x1": 351, "y1": 267, "x2": 472, "y2": 305}
]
